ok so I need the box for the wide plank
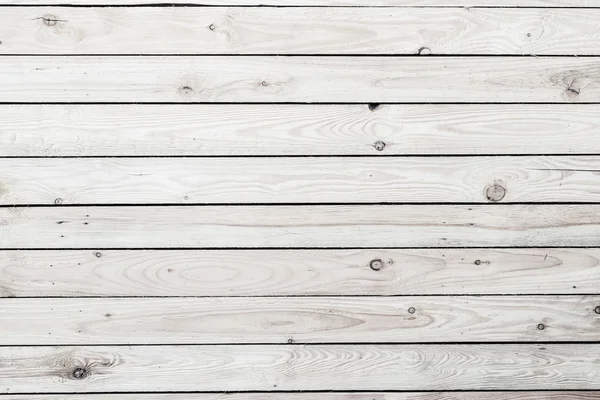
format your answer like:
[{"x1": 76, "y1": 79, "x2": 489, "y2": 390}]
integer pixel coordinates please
[
  {"x1": 4, "y1": 104, "x2": 600, "y2": 156},
  {"x1": 1, "y1": 344, "x2": 598, "y2": 392},
  {"x1": 3, "y1": 248, "x2": 599, "y2": 297},
  {"x1": 1, "y1": 394, "x2": 598, "y2": 400},
  {"x1": 0, "y1": 205, "x2": 599, "y2": 248},
  {"x1": 3, "y1": 8, "x2": 600, "y2": 55},
  {"x1": 2, "y1": 296, "x2": 598, "y2": 345},
  {"x1": 2, "y1": 56, "x2": 600, "y2": 103},
  {"x1": 2, "y1": 156, "x2": 600, "y2": 205}
]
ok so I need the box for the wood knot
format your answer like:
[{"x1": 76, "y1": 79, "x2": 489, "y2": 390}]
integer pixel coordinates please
[
  {"x1": 287, "y1": 338, "x2": 294, "y2": 344},
  {"x1": 54, "y1": 198, "x2": 63, "y2": 205},
  {"x1": 474, "y1": 260, "x2": 481, "y2": 265},
  {"x1": 407, "y1": 307, "x2": 416, "y2": 314},
  {"x1": 373, "y1": 141, "x2": 386, "y2": 151},
  {"x1": 485, "y1": 184, "x2": 506, "y2": 202},
  {"x1": 94, "y1": 251, "x2": 102, "y2": 258},
  {"x1": 368, "y1": 103, "x2": 380, "y2": 111},
  {"x1": 369, "y1": 259, "x2": 383, "y2": 271},
  {"x1": 71, "y1": 367, "x2": 88, "y2": 380},
  {"x1": 178, "y1": 86, "x2": 194, "y2": 95},
  {"x1": 261, "y1": 81, "x2": 269, "y2": 87},
  {"x1": 418, "y1": 47, "x2": 432, "y2": 55},
  {"x1": 594, "y1": 306, "x2": 600, "y2": 314},
  {"x1": 537, "y1": 323, "x2": 545, "y2": 330},
  {"x1": 209, "y1": 24, "x2": 216, "y2": 30},
  {"x1": 39, "y1": 14, "x2": 61, "y2": 27}
]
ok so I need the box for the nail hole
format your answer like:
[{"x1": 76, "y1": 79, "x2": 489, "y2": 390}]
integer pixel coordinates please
[
  {"x1": 209, "y1": 24, "x2": 216, "y2": 30},
  {"x1": 474, "y1": 260, "x2": 481, "y2": 265},
  {"x1": 595, "y1": 306, "x2": 600, "y2": 314},
  {"x1": 373, "y1": 141, "x2": 386, "y2": 151},
  {"x1": 537, "y1": 323, "x2": 545, "y2": 330},
  {"x1": 369, "y1": 259, "x2": 383, "y2": 271},
  {"x1": 485, "y1": 184, "x2": 506, "y2": 202},
  {"x1": 287, "y1": 338, "x2": 294, "y2": 344},
  {"x1": 408, "y1": 307, "x2": 416, "y2": 314},
  {"x1": 94, "y1": 252, "x2": 102, "y2": 258},
  {"x1": 527, "y1": 32, "x2": 532, "y2": 37},
  {"x1": 54, "y1": 198, "x2": 63, "y2": 205}
]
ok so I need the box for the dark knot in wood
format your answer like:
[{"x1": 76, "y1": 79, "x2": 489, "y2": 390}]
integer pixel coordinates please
[
  {"x1": 408, "y1": 307, "x2": 416, "y2": 314},
  {"x1": 485, "y1": 184, "x2": 506, "y2": 202},
  {"x1": 418, "y1": 46, "x2": 432, "y2": 55},
  {"x1": 209, "y1": 24, "x2": 216, "y2": 30},
  {"x1": 595, "y1": 306, "x2": 600, "y2": 314},
  {"x1": 537, "y1": 323, "x2": 545, "y2": 330},
  {"x1": 368, "y1": 103, "x2": 380, "y2": 111},
  {"x1": 71, "y1": 367, "x2": 88, "y2": 380},
  {"x1": 95, "y1": 251, "x2": 102, "y2": 258},
  {"x1": 369, "y1": 259, "x2": 383, "y2": 271},
  {"x1": 373, "y1": 141, "x2": 386, "y2": 151},
  {"x1": 54, "y1": 198, "x2": 63, "y2": 205}
]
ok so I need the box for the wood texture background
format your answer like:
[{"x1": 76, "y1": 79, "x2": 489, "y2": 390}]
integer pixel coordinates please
[{"x1": 1, "y1": 0, "x2": 599, "y2": 397}]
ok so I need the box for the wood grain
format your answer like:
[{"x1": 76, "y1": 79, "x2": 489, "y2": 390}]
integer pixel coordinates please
[
  {"x1": 2, "y1": 156, "x2": 600, "y2": 204},
  {"x1": 3, "y1": 0, "x2": 599, "y2": 5},
  {"x1": 1, "y1": 344, "x2": 599, "y2": 392},
  {"x1": 3, "y1": 56, "x2": 600, "y2": 103},
  {"x1": 2, "y1": 296, "x2": 598, "y2": 345},
  {"x1": 4, "y1": 104, "x2": 600, "y2": 156},
  {"x1": 1, "y1": 205, "x2": 599, "y2": 248},
  {"x1": 3, "y1": 248, "x2": 599, "y2": 297},
  {"x1": 1, "y1": 394, "x2": 599, "y2": 400},
  {"x1": 3, "y1": 8, "x2": 600, "y2": 55}
]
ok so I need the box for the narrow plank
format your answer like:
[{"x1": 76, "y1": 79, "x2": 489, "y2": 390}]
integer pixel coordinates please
[
  {"x1": 1, "y1": 205, "x2": 599, "y2": 248},
  {"x1": 2, "y1": 394, "x2": 599, "y2": 400},
  {"x1": 1, "y1": 344, "x2": 598, "y2": 392},
  {"x1": 2, "y1": 156, "x2": 600, "y2": 205},
  {"x1": 2, "y1": 296, "x2": 598, "y2": 345},
  {"x1": 3, "y1": 8, "x2": 600, "y2": 55},
  {"x1": 2, "y1": 249, "x2": 600, "y2": 297},
  {"x1": 3, "y1": 56, "x2": 600, "y2": 103},
  {"x1": 3, "y1": 0, "x2": 599, "y2": 5},
  {"x1": 4, "y1": 104, "x2": 600, "y2": 156}
]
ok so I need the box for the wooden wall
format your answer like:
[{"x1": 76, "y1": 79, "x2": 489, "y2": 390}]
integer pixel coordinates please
[{"x1": 1, "y1": 0, "x2": 600, "y2": 398}]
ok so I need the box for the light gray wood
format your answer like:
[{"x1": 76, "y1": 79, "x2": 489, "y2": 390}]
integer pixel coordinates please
[
  {"x1": 3, "y1": 8, "x2": 600, "y2": 55},
  {"x1": 3, "y1": 248, "x2": 599, "y2": 297},
  {"x1": 2, "y1": 296, "x2": 598, "y2": 345},
  {"x1": 3, "y1": 0, "x2": 599, "y2": 5},
  {"x1": 4, "y1": 104, "x2": 600, "y2": 156},
  {"x1": 2, "y1": 56, "x2": 600, "y2": 103},
  {"x1": 2, "y1": 156, "x2": 600, "y2": 204},
  {"x1": 1, "y1": 205, "x2": 599, "y2": 248},
  {"x1": 1, "y1": 394, "x2": 598, "y2": 400},
  {"x1": 1, "y1": 344, "x2": 598, "y2": 392}
]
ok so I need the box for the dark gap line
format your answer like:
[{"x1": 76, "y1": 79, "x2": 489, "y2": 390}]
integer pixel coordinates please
[
  {"x1": 1, "y1": 53, "x2": 599, "y2": 57},
  {"x1": 3, "y1": 4, "x2": 600, "y2": 7},
  {"x1": 3, "y1": 202, "x2": 600, "y2": 207},
  {"x1": 4, "y1": 390, "x2": 599, "y2": 395},
  {"x1": 3, "y1": 293, "x2": 599, "y2": 298},
  {"x1": 3, "y1": 154, "x2": 600, "y2": 158},
  {"x1": 2, "y1": 246, "x2": 600, "y2": 250},
  {"x1": 2, "y1": 102, "x2": 600, "y2": 105},
  {"x1": 0, "y1": 341, "x2": 598, "y2": 347}
]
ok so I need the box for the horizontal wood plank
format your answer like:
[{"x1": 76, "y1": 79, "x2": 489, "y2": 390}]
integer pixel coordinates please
[
  {"x1": 3, "y1": 8, "x2": 600, "y2": 55},
  {"x1": 2, "y1": 156, "x2": 600, "y2": 204},
  {"x1": 3, "y1": 0, "x2": 599, "y2": 5},
  {"x1": 3, "y1": 248, "x2": 599, "y2": 297},
  {"x1": 1, "y1": 205, "x2": 599, "y2": 248},
  {"x1": 4, "y1": 104, "x2": 600, "y2": 156},
  {"x1": 1, "y1": 344, "x2": 599, "y2": 392},
  {"x1": 3, "y1": 56, "x2": 600, "y2": 103},
  {"x1": 2, "y1": 296, "x2": 598, "y2": 344},
  {"x1": 1, "y1": 394, "x2": 598, "y2": 400}
]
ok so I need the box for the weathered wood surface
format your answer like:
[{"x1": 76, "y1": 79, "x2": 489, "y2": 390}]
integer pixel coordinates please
[
  {"x1": 2, "y1": 296, "x2": 598, "y2": 345},
  {"x1": 3, "y1": 8, "x2": 600, "y2": 55},
  {"x1": 3, "y1": 248, "x2": 599, "y2": 297},
  {"x1": 1, "y1": 205, "x2": 600, "y2": 248},
  {"x1": 4, "y1": 104, "x2": 600, "y2": 156},
  {"x1": 2, "y1": 156, "x2": 600, "y2": 205},
  {"x1": 2, "y1": 344, "x2": 599, "y2": 392},
  {"x1": 4, "y1": 0, "x2": 599, "y2": 5},
  {"x1": 2, "y1": 394, "x2": 599, "y2": 400},
  {"x1": 3, "y1": 56, "x2": 600, "y2": 103}
]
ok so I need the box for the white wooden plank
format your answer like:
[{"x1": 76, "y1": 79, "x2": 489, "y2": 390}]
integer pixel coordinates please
[
  {"x1": 1, "y1": 296, "x2": 597, "y2": 345},
  {"x1": 1, "y1": 344, "x2": 598, "y2": 392},
  {"x1": 3, "y1": 248, "x2": 599, "y2": 297},
  {"x1": 2, "y1": 156, "x2": 600, "y2": 205},
  {"x1": 4, "y1": 104, "x2": 600, "y2": 156},
  {"x1": 3, "y1": 8, "x2": 600, "y2": 55},
  {"x1": 2, "y1": 0, "x2": 599, "y2": 5},
  {"x1": 0, "y1": 205, "x2": 598, "y2": 248},
  {"x1": 2, "y1": 56, "x2": 600, "y2": 103},
  {"x1": 1, "y1": 394, "x2": 598, "y2": 400}
]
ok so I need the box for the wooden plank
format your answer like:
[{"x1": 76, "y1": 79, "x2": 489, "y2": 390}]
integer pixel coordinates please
[
  {"x1": 3, "y1": 8, "x2": 600, "y2": 55},
  {"x1": 4, "y1": 104, "x2": 600, "y2": 156},
  {"x1": 2, "y1": 156, "x2": 600, "y2": 205},
  {"x1": 2, "y1": 296, "x2": 598, "y2": 345},
  {"x1": 1, "y1": 344, "x2": 598, "y2": 392},
  {"x1": 3, "y1": 56, "x2": 600, "y2": 103},
  {"x1": 3, "y1": 248, "x2": 599, "y2": 297},
  {"x1": 1, "y1": 394, "x2": 598, "y2": 400},
  {"x1": 1, "y1": 205, "x2": 599, "y2": 248}
]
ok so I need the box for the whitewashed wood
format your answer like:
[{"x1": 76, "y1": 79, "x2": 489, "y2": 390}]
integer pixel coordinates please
[
  {"x1": 1, "y1": 205, "x2": 599, "y2": 248},
  {"x1": 2, "y1": 296, "x2": 598, "y2": 345},
  {"x1": 3, "y1": 0, "x2": 599, "y2": 5},
  {"x1": 4, "y1": 104, "x2": 600, "y2": 156},
  {"x1": 3, "y1": 56, "x2": 600, "y2": 103},
  {"x1": 3, "y1": 8, "x2": 600, "y2": 55},
  {"x1": 1, "y1": 394, "x2": 598, "y2": 400},
  {"x1": 3, "y1": 249, "x2": 599, "y2": 297},
  {"x1": 2, "y1": 156, "x2": 600, "y2": 205},
  {"x1": 1, "y1": 344, "x2": 598, "y2": 392}
]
